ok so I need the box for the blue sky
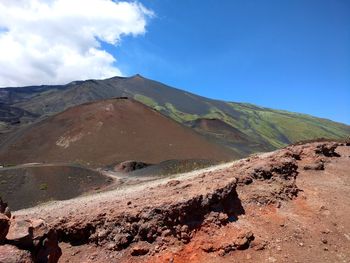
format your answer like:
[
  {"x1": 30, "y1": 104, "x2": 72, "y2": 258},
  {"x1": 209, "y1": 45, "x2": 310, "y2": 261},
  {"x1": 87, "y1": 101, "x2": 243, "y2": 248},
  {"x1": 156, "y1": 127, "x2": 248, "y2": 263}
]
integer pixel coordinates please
[{"x1": 110, "y1": 0, "x2": 350, "y2": 124}]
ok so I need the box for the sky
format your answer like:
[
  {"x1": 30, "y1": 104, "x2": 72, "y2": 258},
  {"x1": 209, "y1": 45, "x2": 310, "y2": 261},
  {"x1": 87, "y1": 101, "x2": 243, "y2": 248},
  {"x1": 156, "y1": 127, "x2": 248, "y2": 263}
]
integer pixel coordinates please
[{"x1": 0, "y1": 0, "x2": 349, "y2": 124}]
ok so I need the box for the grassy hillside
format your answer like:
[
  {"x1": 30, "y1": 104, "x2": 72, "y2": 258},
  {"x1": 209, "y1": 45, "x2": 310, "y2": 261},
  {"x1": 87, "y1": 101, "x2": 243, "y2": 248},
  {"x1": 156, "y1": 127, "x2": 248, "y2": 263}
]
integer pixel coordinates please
[{"x1": 132, "y1": 92, "x2": 349, "y2": 153}]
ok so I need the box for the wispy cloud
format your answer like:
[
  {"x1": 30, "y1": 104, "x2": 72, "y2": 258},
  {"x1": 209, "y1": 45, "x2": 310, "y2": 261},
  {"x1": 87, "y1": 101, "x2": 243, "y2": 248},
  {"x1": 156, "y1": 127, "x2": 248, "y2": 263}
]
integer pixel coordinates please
[{"x1": 0, "y1": 0, "x2": 153, "y2": 87}]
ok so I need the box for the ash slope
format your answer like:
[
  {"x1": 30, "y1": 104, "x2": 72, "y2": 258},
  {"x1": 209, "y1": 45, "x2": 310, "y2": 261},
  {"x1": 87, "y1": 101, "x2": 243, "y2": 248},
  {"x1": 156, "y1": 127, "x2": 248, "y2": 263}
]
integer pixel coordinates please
[
  {"x1": 0, "y1": 97, "x2": 234, "y2": 167},
  {"x1": 0, "y1": 164, "x2": 110, "y2": 210},
  {"x1": 1, "y1": 74, "x2": 349, "y2": 155}
]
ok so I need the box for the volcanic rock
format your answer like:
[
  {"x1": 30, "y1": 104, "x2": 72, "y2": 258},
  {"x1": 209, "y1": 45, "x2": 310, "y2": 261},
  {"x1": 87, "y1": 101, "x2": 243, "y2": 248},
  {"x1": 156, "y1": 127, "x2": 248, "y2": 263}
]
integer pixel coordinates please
[
  {"x1": 6, "y1": 219, "x2": 33, "y2": 249},
  {"x1": 35, "y1": 229, "x2": 62, "y2": 263},
  {"x1": 303, "y1": 161, "x2": 324, "y2": 170},
  {"x1": 235, "y1": 231, "x2": 255, "y2": 250},
  {"x1": 130, "y1": 242, "x2": 150, "y2": 256},
  {"x1": 315, "y1": 143, "x2": 340, "y2": 157},
  {"x1": 0, "y1": 198, "x2": 11, "y2": 218},
  {"x1": 201, "y1": 230, "x2": 255, "y2": 254},
  {"x1": 115, "y1": 161, "x2": 150, "y2": 173},
  {"x1": 0, "y1": 244, "x2": 33, "y2": 263}
]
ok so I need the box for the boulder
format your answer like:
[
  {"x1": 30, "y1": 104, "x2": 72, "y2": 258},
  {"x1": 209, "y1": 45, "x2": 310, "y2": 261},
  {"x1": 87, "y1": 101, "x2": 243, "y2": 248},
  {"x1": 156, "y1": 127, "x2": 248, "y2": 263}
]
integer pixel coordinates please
[
  {"x1": 130, "y1": 242, "x2": 150, "y2": 256},
  {"x1": 303, "y1": 162, "x2": 324, "y2": 171},
  {"x1": 234, "y1": 231, "x2": 254, "y2": 250},
  {"x1": 6, "y1": 219, "x2": 33, "y2": 249},
  {"x1": 0, "y1": 245, "x2": 33, "y2": 263},
  {"x1": 31, "y1": 219, "x2": 49, "y2": 247}
]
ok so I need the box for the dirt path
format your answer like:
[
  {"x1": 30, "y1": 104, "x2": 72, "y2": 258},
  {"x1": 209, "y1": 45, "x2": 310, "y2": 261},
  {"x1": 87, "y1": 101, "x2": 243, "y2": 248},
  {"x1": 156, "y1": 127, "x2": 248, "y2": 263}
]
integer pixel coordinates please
[{"x1": 14, "y1": 160, "x2": 237, "y2": 217}]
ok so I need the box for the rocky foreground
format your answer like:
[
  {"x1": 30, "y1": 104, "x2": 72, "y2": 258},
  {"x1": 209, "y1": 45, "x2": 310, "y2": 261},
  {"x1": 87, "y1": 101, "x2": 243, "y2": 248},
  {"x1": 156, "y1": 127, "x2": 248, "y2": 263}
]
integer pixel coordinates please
[{"x1": 1, "y1": 141, "x2": 350, "y2": 262}]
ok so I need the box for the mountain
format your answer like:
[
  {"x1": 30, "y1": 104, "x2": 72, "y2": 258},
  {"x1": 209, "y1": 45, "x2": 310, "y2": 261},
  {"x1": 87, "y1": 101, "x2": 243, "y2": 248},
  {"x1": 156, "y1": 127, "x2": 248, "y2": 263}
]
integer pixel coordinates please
[
  {"x1": 186, "y1": 118, "x2": 262, "y2": 155},
  {"x1": 0, "y1": 74, "x2": 349, "y2": 155},
  {"x1": 0, "y1": 98, "x2": 234, "y2": 167}
]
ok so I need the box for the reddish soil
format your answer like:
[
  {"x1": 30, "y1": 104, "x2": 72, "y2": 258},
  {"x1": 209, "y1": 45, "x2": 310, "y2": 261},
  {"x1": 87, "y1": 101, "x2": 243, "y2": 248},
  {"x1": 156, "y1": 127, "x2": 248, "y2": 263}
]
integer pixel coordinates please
[
  {"x1": 6, "y1": 141, "x2": 349, "y2": 263},
  {"x1": 0, "y1": 98, "x2": 234, "y2": 167}
]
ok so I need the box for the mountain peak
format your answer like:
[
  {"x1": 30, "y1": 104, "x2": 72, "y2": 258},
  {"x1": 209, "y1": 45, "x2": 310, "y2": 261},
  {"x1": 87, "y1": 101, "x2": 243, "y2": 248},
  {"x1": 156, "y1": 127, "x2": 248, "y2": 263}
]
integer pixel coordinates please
[{"x1": 131, "y1": 74, "x2": 145, "y2": 79}]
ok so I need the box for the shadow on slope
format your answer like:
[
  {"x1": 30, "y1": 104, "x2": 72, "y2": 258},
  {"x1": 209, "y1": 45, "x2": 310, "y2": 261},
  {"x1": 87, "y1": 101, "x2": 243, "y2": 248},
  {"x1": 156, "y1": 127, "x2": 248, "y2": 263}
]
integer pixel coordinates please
[{"x1": 0, "y1": 164, "x2": 111, "y2": 210}]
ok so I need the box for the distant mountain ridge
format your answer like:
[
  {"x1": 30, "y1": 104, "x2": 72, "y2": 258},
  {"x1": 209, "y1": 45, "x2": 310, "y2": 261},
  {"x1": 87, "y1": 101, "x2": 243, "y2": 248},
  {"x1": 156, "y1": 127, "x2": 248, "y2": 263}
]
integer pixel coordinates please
[{"x1": 0, "y1": 74, "x2": 349, "y2": 156}]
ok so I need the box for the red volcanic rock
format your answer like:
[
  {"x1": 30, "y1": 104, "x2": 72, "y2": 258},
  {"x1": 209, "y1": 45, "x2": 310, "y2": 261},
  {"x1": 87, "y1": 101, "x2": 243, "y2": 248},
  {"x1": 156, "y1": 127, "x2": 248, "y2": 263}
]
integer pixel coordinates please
[
  {"x1": 6, "y1": 219, "x2": 33, "y2": 248},
  {"x1": 201, "y1": 230, "x2": 255, "y2": 254},
  {"x1": 165, "y1": 180, "x2": 181, "y2": 187},
  {"x1": 130, "y1": 242, "x2": 150, "y2": 256},
  {"x1": 204, "y1": 211, "x2": 229, "y2": 226},
  {"x1": 246, "y1": 156, "x2": 298, "y2": 181},
  {"x1": 0, "y1": 213, "x2": 10, "y2": 244},
  {"x1": 0, "y1": 245, "x2": 33, "y2": 263},
  {"x1": 303, "y1": 161, "x2": 324, "y2": 170},
  {"x1": 234, "y1": 231, "x2": 255, "y2": 250},
  {"x1": 31, "y1": 219, "x2": 48, "y2": 244},
  {"x1": 2, "y1": 216, "x2": 61, "y2": 263}
]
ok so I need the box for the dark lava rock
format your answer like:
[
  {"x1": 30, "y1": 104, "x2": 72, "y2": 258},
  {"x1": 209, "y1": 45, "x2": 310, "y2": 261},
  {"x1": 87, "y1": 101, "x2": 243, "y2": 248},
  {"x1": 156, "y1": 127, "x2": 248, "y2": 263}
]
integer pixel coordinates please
[
  {"x1": 35, "y1": 229, "x2": 62, "y2": 263},
  {"x1": 315, "y1": 143, "x2": 340, "y2": 157},
  {"x1": 0, "y1": 213, "x2": 10, "y2": 244},
  {"x1": 0, "y1": 198, "x2": 11, "y2": 218},
  {"x1": 115, "y1": 161, "x2": 150, "y2": 173}
]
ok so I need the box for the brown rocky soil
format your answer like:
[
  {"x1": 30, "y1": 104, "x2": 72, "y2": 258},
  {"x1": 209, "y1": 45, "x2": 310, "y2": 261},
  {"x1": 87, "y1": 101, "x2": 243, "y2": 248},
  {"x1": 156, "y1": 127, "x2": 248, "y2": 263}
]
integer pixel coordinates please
[
  {"x1": 2, "y1": 141, "x2": 350, "y2": 262},
  {"x1": 0, "y1": 97, "x2": 235, "y2": 167}
]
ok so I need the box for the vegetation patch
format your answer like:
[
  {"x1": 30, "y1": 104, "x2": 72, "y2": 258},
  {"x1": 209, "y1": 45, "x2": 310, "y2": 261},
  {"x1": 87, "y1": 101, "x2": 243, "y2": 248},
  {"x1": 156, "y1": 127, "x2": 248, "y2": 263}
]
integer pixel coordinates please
[
  {"x1": 164, "y1": 103, "x2": 199, "y2": 122},
  {"x1": 134, "y1": 94, "x2": 164, "y2": 111},
  {"x1": 39, "y1": 183, "x2": 48, "y2": 190}
]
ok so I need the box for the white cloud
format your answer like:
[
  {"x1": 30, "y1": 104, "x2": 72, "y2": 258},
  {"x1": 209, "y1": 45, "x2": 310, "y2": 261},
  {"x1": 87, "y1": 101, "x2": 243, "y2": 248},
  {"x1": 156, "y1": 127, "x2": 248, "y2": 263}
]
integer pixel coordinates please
[{"x1": 0, "y1": 0, "x2": 153, "y2": 87}]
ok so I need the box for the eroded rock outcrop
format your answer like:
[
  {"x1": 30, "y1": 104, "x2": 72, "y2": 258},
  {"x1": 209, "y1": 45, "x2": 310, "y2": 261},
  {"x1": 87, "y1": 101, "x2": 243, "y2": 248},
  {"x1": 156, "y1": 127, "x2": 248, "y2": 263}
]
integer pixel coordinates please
[
  {"x1": 315, "y1": 143, "x2": 341, "y2": 157},
  {"x1": 7, "y1": 141, "x2": 347, "y2": 262},
  {"x1": 0, "y1": 199, "x2": 62, "y2": 263},
  {"x1": 58, "y1": 178, "x2": 240, "y2": 253}
]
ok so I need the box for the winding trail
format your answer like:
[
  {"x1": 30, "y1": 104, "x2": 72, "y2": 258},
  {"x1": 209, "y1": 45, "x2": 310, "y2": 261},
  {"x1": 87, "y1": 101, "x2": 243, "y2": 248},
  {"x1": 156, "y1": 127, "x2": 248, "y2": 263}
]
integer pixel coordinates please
[{"x1": 14, "y1": 160, "x2": 239, "y2": 217}]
